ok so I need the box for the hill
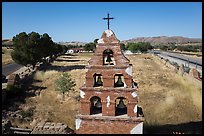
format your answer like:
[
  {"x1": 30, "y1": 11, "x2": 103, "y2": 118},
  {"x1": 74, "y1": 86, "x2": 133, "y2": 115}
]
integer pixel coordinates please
[
  {"x1": 2, "y1": 39, "x2": 87, "y2": 47},
  {"x1": 2, "y1": 39, "x2": 13, "y2": 46},
  {"x1": 58, "y1": 41, "x2": 87, "y2": 46},
  {"x1": 122, "y1": 36, "x2": 202, "y2": 46}
]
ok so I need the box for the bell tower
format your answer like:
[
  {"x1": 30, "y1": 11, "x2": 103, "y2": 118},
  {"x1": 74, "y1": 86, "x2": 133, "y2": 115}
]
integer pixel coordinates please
[{"x1": 75, "y1": 14, "x2": 144, "y2": 134}]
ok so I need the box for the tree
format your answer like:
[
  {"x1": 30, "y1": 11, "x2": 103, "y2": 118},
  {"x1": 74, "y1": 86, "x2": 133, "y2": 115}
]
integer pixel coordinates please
[
  {"x1": 55, "y1": 72, "x2": 76, "y2": 100},
  {"x1": 11, "y1": 32, "x2": 40, "y2": 68},
  {"x1": 11, "y1": 32, "x2": 56, "y2": 69},
  {"x1": 94, "y1": 39, "x2": 99, "y2": 44},
  {"x1": 160, "y1": 45, "x2": 169, "y2": 51},
  {"x1": 40, "y1": 33, "x2": 54, "y2": 58},
  {"x1": 120, "y1": 43, "x2": 126, "y2": 51},
  {"x1": 126, "y1": 42, "x2": 153, "y2": 53},
  {"x1": 84, "y1": 42, "x2": 96, "y2": 52}
]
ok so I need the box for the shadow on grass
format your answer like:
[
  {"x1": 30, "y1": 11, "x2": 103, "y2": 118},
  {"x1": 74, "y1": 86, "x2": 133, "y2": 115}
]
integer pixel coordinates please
[
  {"x1": 55, "y1": 59, "x2": 81, "y2": 62},
  {"x1": 28, "y1": 85, "x2": 47, "y2": 91},
  {"x1": 144, "y1": 121, "x2": 202, "y2": 134},
  {"x1": 59, "y1": 56, "x2": 74, "y2": 59},
  {"x1": 32, "y1": 79, "x2": 42, "y2": 83},
  {"x1": 47, "y1": 65, "x2": 85, "y2": 72},
  {"x1": 62, "y1": 53, "x2": 76, "y2": 56}
]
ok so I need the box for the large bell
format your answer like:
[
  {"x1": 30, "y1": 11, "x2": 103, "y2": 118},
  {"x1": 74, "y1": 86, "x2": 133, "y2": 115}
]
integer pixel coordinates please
[
  {"x1": 95, "y1": 76, "x2": 103, "y2": 86},
  {"x1": 106, "y1": 54, "x2": 112, "y2": 63},
  {"x1": 115, "y1": 76, "x2": 124, "y2": 87},
  {"x1": 117, "y1": 99, "x2": 126, "y2": 109},
  {"x1": 95, "y1": 100, "x2": 102, "y2": 108}
]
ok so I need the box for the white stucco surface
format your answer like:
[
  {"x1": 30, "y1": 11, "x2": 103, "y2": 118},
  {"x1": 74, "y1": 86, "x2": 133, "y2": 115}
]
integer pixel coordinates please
[
  {"x1": 124, "y1": 82, "x2": 127, "y2": 88},
  {"x1": 97, "y1": 38, "x2": 104, "y2": 43},
  {"x1": 80, "y1": 90, "x2": 85, "y2": 98},
  {"x1": 75, "y1": 118, "x2": 82, "y2": 130},
  {"x1": 131, "y1": 92, "x2": 138, "y2": 98},
  {"x1": 130, "y1": 122, "x2": 143, "y2": 134},
  {"x1": 125, "y1": 66, "x2": 132, "y2": 76},
  {"x1": 105, "y1": 30, "x2": 113, "y2": 37},
  {"x1": 133, "y1": 104, "x2": 137, "y2": 113},
  {"x1": 106, "y1": 96, "x2": 110, "y2": 107}
]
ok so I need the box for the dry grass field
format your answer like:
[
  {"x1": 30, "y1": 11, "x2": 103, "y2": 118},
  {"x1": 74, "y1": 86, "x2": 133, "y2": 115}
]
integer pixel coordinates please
[
  {"x1": 13, "y1": 52, "x2": 202, "y2": 133},
  {"x1": 2, "y1": 47, "x2": 14, "y2": 65}
]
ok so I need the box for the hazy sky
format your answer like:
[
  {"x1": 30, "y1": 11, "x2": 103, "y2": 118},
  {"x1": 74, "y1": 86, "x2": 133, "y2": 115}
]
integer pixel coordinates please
[{"x1": 2, "y1": 2, "x2": 202, "y2": 42}]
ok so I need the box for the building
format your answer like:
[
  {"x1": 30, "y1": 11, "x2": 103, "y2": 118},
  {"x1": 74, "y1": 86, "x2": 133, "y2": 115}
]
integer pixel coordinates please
[
  {"x1": 66, "y1": 48, "x2": 84, "y2": 54},
  {"x1": 75, "y1": 29, "x2": 144, "y2": 134}
]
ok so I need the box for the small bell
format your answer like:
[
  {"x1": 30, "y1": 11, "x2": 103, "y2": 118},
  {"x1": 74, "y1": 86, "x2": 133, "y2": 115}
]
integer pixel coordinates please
[
  {"x1": 117, "y1": 99, "x2": 126, "y2": 109},
  {"x1": 106, "y1": 54, "x2": 112, "y2": 63},
  {"x1": 95, "y1": 100, "x2": 102, "y2": 108},
  {"x1": 95, "y1": 76, "x2": 103, "y2": 86},
  {"x1": 115, "y1": 76, "x2": 124, "y2": 87}
]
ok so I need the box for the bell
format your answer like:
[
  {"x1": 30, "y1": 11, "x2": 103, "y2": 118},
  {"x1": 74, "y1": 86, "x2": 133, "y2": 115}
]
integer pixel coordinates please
[
  {"x1": 117, "y1": 99, "x2": 126, "y2": 109},
  {"x1": 106, "y1": 54, "x2": 112, "y2": 63},
  {"x1": 115, "y1": 76, "x2": 124, "y2": 87},
  {"x1": 95, "y1": 76, "x2": 103, "y2": 86},
  {"x1": 95, "y1": 100, "x2": 102, "y2": 108}
]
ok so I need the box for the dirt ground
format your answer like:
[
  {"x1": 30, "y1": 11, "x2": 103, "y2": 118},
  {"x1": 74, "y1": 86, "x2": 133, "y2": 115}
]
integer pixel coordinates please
[
  {"x1": 11, "y1": 52, "x2": 202, "y2": 133},
  {"x1": 2, "y1": 47, "x2": 14, "y2": 65}
]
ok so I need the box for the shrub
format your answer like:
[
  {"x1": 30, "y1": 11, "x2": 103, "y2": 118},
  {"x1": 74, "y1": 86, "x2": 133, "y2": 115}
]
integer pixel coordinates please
[
  {"x1": 170, "y1": 61, "x2": 179, "y2": 70},
  {"x1": 55, "y1": 72, "x2": 76, "y2": 100},
  {"x1": 6, "y1": 84, "x2": 24, "y2": 97},
  {"x1": 183, "y1": 67, "x2": 190, "y2": 73},
  {"x1": 20, "y1": 109, "x2": 33, "y2": 118}
]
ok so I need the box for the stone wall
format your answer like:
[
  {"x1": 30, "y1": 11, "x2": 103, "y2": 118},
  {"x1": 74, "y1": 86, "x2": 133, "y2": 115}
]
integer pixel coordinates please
[
  {"x1": 31, "y1": 121, "x2": 74, "y2": 134},
  {"x1": 2, "y1": 120, "x2": 74, "y2": 134},
  {"x1": 2, "y1": 59, "x2": 52, "y2": 104},
  {"x1": 2, "y1": 119, "x2": 12, "y2": 134}
]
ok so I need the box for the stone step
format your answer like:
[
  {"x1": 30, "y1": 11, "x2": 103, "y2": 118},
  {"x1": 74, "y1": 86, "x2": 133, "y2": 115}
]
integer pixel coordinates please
[{"x1": 13, "y1": 131, "x2": 31, "y2": 134}]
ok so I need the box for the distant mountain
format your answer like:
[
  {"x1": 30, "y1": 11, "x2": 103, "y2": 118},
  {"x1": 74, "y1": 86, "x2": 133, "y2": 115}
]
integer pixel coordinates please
[
  {"x1": 58, "y1": 41, "x2": 87, "y2": 46},
  {"x1": 2, "y1": 39, "x2": 13, "y2": 46},
  {"x1": 121, "y1": 36, "x2": 202, "y2": 46},
  {"x1": 2, "y1": 39, "x2": 88, "y2": 47}
]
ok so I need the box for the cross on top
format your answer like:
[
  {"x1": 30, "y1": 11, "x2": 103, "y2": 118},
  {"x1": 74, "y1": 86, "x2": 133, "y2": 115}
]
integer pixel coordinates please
[{"x1": 103, "y1": 13, "x2": 114, "y2": 30}]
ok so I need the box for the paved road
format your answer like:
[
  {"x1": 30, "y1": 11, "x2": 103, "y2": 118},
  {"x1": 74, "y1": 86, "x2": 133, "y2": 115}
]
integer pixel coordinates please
[
  {"x1": 153, "y1": 50, "x2": 202, "y2": 66},
  {"x1": 2, "y1": 62, "x2": 23, "y2": 76},
  {"x1": 151, "y1": 50, "x2": 202, "y2": 74}
]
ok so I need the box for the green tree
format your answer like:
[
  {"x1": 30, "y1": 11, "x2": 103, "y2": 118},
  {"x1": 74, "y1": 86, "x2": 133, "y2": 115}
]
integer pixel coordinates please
[
  {"x1": 84, "y1": 42, "x2": 96, "y2": 52},
  {"x1": 55, "y1": 72, "x2": 76, "y2": 100},
  {"x1": 11, "y1": 32, "x2": 40, "y2": 68},
  {"x1": 160, "y1": 45, "x2": 169, "y2": 51},
  {"x1": 127, "y1": 42, "x2": 153, "y2": 53},
  {"x1": 40, "y1": 33, "x2": 54, "y2": 58},
  {"x1": 168, "y1": 44, "x2": 176, "y2": 51},
  {"x1": 61, "y1": 45, "x2": 68, "y2": 53},
  {"x1": 94, "y1": 39, "x2": 99, "y2": 44},
  {"x1": 120, "y1": 43, "x2": 126, "y2": 51},
  {"x1": 11, "y1": 32, "x2": 56, "y2": 68}
]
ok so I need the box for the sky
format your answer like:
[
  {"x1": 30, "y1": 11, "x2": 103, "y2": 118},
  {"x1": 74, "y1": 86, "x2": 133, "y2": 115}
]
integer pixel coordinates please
[{"x1": 2, "y1": 2, "x2": 202, "y2": 43}]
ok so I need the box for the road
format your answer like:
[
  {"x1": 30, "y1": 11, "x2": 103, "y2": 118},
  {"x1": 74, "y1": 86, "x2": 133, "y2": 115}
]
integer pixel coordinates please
[
  {"x1": 153, "y1": 50, "x2": 202, "y2": 65},
  {"x1": 2, "y1": 62, "x2": 23, "y2": 76},
  {"x1": 151, "y1": 50, "x2": 202, "y2": 74}
]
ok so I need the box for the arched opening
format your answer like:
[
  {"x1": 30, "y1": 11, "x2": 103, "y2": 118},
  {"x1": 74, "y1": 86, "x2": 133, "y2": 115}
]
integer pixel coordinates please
[
  {"x1": 114, "y1": 74, "x2": 125, "y2": 88},
  {"x1": 115, "y1": 97, "x2": 127, "y2": 116},
  {"x1": 137, "y1": 106, "x2": 144, "y2": 117},
  {"x1": 93, "y1": 74, "x2": 103, "y2": 87},
  {"x1": 103, "y1": 49, "x2": 115, "y2": 65},
  {"x1": 132, "y1": 79, "x2": 138, "y2": 89},
  {"x1": 90, "y1": 96, "x2": 102, "y2": 115}
]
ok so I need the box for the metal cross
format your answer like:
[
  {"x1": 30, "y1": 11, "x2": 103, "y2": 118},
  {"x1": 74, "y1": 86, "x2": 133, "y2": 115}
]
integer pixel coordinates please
[{"x1": 103, "y1": 13, "x2": 114, "y2": 30}]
